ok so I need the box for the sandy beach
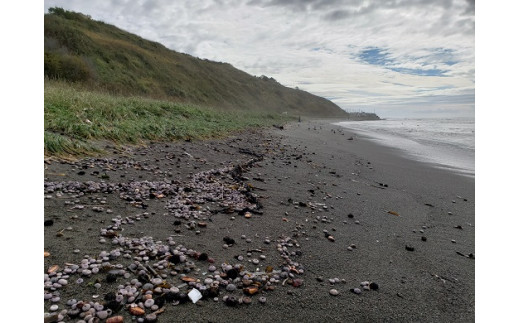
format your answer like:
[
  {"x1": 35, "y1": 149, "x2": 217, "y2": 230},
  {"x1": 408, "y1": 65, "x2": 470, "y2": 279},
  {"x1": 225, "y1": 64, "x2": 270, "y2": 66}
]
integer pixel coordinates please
[{"x1": 44, "y1": 119, "x2": 475, "y2": 322}]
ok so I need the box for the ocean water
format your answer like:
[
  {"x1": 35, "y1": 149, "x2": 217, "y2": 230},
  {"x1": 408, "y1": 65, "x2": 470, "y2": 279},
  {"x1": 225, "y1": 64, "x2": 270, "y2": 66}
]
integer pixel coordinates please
[{"x1": 335, "y1": 118, "x2": 475, "y2": 177}]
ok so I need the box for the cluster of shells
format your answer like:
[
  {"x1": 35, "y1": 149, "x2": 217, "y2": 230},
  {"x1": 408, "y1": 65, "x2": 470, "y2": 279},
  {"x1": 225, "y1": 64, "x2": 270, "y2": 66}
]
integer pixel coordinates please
[
  {"x1": 45, "y1": 164, "x2": 258, "y2": 216},
  {"x1": 45, "y1": 234, "x2": 301, "y2": 322},
  {"x1": 45, "y1": 158, "x2": 305, "y2": 322}
]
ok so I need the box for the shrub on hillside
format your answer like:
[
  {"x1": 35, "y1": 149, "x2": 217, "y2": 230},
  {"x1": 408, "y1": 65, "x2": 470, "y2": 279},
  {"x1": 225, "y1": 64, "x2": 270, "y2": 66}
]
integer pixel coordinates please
[{"x1": 44, "y1": 52, "x2": 92, "y2": 82}]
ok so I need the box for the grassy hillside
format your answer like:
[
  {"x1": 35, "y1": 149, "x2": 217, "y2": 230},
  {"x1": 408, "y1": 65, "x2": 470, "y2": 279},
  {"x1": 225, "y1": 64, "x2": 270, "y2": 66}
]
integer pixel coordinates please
[
  {"x1": 45, "y1": 81, "x2": 290, "y2": 157},
  {"x1": 44, "y1": 7, "x2": 349, "y2": 117}
]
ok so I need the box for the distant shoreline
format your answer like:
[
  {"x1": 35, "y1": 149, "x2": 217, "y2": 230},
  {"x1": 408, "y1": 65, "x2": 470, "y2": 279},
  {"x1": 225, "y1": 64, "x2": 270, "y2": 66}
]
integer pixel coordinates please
[{"x1": 334, "y1": 118, "x2": 475, "y2": 178}]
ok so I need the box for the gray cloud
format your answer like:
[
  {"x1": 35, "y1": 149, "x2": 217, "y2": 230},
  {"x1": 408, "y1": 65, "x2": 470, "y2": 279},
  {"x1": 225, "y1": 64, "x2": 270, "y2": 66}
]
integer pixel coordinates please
[
  {"x1": 250, "y1": 0, "x2": 351, "y2": 11},
  {"x1": 464, "y1": 0, "x2": 475, "y2": 14}
]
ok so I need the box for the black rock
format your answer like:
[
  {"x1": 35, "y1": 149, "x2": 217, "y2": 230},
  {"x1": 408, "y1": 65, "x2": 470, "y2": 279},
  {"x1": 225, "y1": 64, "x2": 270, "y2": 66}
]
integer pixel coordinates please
[
  {"x1": 421, "y1": 236, "x2": 427, "y2": 242},
  {"x1": 105, "y1": 300, "x2": 122, "y2": 312},
  {"x1": 369, "y1": 282, "x2": 379, "y2": 290},
  {"x1": 208, "y1": 286, "x2": 219, "y2": 298},
  {"x1": 226, "y1": 268, "x2": 239, "y2": 280},
  {"x1": 347, "y1": 213, "x2": 354, "y2": 218},
  {"x1": 137, "y1": 273, "x2": 151, "y2": 284},
  {"x1": 44, "y1": 219, "x2": 54, "y2": 226},
  {"x1": 106, "y1": 273, "x2": 117, "y2": 283},
  {"x1": 177, "y1": 293, "x2": 189, "y2": 304},
  {"x1": 154, "y1": 295, "x2": 165, "y2": 308},
  {"x1": 164, "y1": 291, "x2": 176, "y2": 302},
  {"x1": 223, "y1": 236, "x2": 235, "y2": 245},
  {"x1": 77, "y1": 171, "x2": 86, "y2": 175},
  {"x1": 198, "y1": 253, "x2": 208, "y2": 261},
  {"x1": 225, "y1": 296, "x2": 238, "y2": 307},
  {"x1": 168, "y1": 254, "x2": 181, "y2": 264},
  {"x1": 405, "y1": 245, "x2": 415, "y2": 252},
  {"x1": 104, "y1": 292, "x2": 116, "y2": 301}
]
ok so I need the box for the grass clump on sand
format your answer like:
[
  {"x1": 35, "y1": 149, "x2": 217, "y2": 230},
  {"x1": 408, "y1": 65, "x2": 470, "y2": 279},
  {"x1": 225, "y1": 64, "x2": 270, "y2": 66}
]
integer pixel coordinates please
[{"x1": 45, "y1": 81, "x2": 291, "y2": 157}]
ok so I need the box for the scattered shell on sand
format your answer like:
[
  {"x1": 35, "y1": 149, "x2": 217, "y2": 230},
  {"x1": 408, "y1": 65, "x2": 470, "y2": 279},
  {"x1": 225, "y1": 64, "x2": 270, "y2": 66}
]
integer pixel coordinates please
[
  {"x1": 106, "y1": 316, "x2": 124, "y2": 323},
  {"x1": 47, "y1": 265, "x2": 60, "y2": 274},
  {"x1": 129, "y1": 306, "x2": 145, "y2": 316},
  {"x1": 44, "y1": 158, "x2": 310, "y2": 317}
]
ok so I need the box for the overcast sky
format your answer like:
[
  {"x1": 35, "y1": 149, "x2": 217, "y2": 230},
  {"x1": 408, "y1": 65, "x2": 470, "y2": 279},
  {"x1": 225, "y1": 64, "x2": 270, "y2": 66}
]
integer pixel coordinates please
[{"x1": 43, "y1": 0, "x2": 475, "y2": 118}]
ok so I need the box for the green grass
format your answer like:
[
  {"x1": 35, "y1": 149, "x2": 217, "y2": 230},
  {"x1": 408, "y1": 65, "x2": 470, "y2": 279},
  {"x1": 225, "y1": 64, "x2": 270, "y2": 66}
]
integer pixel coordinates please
[{"x1": 45, "y1": 81, "x2": 291, "y2": 157}]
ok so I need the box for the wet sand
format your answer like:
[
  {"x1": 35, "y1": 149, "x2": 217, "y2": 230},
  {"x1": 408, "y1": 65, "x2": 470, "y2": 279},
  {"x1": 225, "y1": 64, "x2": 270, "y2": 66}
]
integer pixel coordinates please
[{"x1": 43, "y1": 120, "x2": 475, "y2": 322}]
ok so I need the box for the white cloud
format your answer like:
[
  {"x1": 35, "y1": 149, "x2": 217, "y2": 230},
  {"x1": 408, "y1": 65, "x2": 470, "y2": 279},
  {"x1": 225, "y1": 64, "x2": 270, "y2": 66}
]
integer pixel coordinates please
[{"x1": 44, "y1": 0, "x2": 474, "y2": 118}]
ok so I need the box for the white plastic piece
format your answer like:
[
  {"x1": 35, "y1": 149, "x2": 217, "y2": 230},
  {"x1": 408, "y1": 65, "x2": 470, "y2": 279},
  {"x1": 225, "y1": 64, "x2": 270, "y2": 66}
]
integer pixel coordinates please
[{"x1": 188, "y1": 288, "x2": 202, "y2": 304}]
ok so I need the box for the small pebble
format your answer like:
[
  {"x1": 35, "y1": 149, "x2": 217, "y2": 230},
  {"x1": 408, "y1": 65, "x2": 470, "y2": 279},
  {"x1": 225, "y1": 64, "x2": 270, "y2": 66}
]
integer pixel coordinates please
[
  {"x1": 144, "y1": 298, "x2": 154, "y2": 308},
  {"x1": 329, "y1": 289, "x2": 339, "y2": 296},
  {"x1": 226, "y1": 284, "x2": 237, "y2": 292},
  {"x1": 97, "y1": 310, "x2": 109, "y2": 319},
  {"x1": 351, "y1": 288, "x2": 362, "y2": 294}
]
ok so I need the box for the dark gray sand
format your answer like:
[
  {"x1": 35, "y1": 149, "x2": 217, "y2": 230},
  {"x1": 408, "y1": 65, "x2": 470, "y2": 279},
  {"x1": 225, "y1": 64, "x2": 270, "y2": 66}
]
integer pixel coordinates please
[{"x1": 44, "y1": 120, "x2": 474, "y2": 322}]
